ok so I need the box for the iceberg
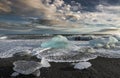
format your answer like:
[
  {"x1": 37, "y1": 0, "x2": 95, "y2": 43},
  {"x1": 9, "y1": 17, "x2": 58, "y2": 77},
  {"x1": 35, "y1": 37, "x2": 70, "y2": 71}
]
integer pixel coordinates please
[{"x1": 41, "y1": 35, "x2": 69, "y2": 48}]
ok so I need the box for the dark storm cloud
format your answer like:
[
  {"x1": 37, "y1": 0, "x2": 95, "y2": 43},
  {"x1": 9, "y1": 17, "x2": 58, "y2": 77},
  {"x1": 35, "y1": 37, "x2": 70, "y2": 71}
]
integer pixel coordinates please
[{"x1": 63, "y1": 0, "x2": 120, "y2": 11}]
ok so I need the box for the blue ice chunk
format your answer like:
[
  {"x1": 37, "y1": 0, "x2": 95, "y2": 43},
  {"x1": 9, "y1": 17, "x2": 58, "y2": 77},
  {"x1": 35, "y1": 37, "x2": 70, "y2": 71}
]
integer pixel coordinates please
[{"x1": 41, "y1": 35, "x2": 69, "y2": 48}]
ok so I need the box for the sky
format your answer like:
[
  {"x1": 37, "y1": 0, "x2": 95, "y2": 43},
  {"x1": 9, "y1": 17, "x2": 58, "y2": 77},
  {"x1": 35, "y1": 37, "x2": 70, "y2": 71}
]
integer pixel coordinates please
[{"x1": 0, "y1": 0, "x2": 120, "y2": 35}]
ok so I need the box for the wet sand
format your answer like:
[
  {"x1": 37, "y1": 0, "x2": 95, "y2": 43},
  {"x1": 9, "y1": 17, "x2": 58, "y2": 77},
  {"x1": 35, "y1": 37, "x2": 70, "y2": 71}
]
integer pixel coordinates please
[{"x1": 0, "y1": 56, "x2": 120, "y2": 78}]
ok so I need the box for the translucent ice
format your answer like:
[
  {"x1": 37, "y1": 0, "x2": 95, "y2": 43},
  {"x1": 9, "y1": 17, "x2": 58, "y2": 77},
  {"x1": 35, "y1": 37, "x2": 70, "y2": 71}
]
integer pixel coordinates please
[
  {"x1": 11, "y1": 72, "x2": 20, "y2": 77},
  {"x1": 74, "y1": 62, "x2": 92, "y2": 70},
  {"x1": 13, "y1": 60, "x2": 42, "y2": 75},
  {"x1": 89, "y1": 36, "x2": 118, "y2": 47},
  {"x1": 41, "y1": 35, "x2": 69, "y2": 48},
  {"x1": 0, "y1": 36, "x2": 8, "y2": 40},
  {"x1": 37, "y1": 48, "x2": 97, "y2": 62},
  {"x1": 32, "y1": 69, "x2": 41, "y2": 77},
  {"x1": 41, "y1": 57, "x2": 51, "y2": 67}
]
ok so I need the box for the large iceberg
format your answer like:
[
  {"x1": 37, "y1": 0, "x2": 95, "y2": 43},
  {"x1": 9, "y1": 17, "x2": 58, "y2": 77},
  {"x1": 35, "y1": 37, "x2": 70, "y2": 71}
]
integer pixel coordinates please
[{"x1": 41, "y1": 35, "x2": 69, "y2": 48}]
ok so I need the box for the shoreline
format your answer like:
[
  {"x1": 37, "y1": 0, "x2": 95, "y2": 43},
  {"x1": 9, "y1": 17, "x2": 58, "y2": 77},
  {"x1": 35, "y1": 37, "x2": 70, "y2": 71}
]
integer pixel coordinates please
[{"x1": 0, "y1": 56, "x2": 120, "y2": 78}]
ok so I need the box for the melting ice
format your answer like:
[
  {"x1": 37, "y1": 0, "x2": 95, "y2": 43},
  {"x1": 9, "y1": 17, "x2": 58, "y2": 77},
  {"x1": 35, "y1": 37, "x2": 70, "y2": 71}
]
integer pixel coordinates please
[
  {"x1": 74, "y1": 62, "x2": 92, "y2": 70},
  {"x1": 41, "y1": 35, "x2": 69, "y2": 48}
]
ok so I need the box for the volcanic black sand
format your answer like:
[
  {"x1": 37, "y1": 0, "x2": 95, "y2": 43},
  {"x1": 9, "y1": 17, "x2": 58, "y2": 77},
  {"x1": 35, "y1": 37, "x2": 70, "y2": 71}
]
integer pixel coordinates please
[{"x1": 0, "y1": 55, "x2": 120, "y2": 78}]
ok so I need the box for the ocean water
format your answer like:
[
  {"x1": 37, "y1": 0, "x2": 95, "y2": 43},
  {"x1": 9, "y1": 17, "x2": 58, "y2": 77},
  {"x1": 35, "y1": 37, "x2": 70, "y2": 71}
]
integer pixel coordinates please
[
  {"x1": 0, "y1": 0, "x2": 120, "y2": 35},
  {"x1": 0, "y1": 36, "x2": 120, "y2": 62}
]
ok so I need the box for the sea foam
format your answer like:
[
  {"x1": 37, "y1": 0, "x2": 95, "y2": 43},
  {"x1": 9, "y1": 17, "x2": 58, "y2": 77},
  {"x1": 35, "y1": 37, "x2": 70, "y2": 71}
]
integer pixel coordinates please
[{"x1": 0, "y1": 37, "x2": 119, "y2": 62}]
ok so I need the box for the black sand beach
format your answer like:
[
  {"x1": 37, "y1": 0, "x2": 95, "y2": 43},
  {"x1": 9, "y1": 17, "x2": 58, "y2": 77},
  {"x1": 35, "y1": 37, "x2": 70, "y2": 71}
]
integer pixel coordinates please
[{"x1": 0, "y1": 56, "x2": 120, "y2": 78}]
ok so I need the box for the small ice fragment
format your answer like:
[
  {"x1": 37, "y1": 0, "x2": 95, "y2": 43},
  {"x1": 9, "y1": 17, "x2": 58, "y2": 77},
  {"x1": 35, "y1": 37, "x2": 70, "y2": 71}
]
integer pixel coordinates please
[
  {"x1": 86, "y1": 47, "x2": 96, "y2": 53},
  {"x1": 104, "y1": 44, "x2": 111, "y2": 49},
  {"x1": 79, "y1": 47, "x2": 96, "y2": 53},
  {"x1": 32, "y1": 70, "x2": 40, "y2": 77},
  {"x1": 108, "y1": 36, "x2": 119, "y2": 44},
  {"x1": 11, "y1": 72, "x2": 20, "y2": 77},
  {"x1": 95, "y1": 44, "x2": 103, "y2": 48},
  {"x1": 41, "y1": 35, "x2": 69, "y2": 48},
  {"x1": 74, "y1": 62, "x2": 92, "y2": 70},
  {"x1": 0, "y1": 36, "x2": 7, "y2": 40},
  {"x1": 109, "y1": 44, "x2": 116, "y2": 48},
  {"x1": 41, "y1": 57, "x2": 51, "y2": 67}
]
